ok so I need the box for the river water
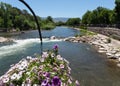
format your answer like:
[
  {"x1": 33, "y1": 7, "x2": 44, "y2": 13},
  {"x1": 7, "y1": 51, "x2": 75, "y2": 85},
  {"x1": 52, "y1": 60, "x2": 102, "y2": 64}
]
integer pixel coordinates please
[{"x1": 0, "y1": 26, "x2": 120, "y2": 86}]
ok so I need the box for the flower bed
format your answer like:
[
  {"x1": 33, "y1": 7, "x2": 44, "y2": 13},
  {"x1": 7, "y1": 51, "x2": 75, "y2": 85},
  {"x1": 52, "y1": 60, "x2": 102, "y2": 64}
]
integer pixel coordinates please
[{"x1": 0, "y1": 45, "x2": 80, "y2": 86}]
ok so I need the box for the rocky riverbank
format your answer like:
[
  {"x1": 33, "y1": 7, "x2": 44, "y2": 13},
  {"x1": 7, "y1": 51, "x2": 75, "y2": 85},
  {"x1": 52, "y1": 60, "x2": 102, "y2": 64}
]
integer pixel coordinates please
[
  {"x1": 0, "y1": 37, "x2": 13, "y2": 43},
  {"x1": 64, "y1": 33, "x2": 120, "y2": 66}
]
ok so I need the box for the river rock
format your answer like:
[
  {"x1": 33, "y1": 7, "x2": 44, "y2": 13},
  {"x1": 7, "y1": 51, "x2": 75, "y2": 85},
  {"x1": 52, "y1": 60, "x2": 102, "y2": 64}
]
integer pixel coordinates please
[
  {"x1": 0, "y1": 37, "x2": 12, "y2": 43},
  {"x1": 50, "y1": 36, "x2": 56, "y2": 40},
  {"x1": 64, "y1": 37, "x2": 75, "y2": 41},
  {"x1": 106, "y1": 52, "x2": 113, "y2": 56},
  {"x1": 98, "y1": 50, "x2": 106, "y2": 53},
  {"x1": 117, "y1": 63, "x2": 120, "y2": 67},
  {"x1": 115, "y1": 53, "x2": 120, "y2": 57}
]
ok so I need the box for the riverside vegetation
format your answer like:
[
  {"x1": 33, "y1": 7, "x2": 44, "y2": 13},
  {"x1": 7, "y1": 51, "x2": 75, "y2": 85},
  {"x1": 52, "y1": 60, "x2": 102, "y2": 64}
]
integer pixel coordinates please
[
  {"x1": 0, "y1": 2, "x2": 55, "y2": 32},
  {"x1": 0, "y1": 0, "x2": 120, "y2": 32}
]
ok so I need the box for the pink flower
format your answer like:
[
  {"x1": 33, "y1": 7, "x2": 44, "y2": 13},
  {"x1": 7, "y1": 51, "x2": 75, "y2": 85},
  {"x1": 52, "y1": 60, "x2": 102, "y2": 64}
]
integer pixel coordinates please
[
  {"x1": 39, "y1": 65, "x2": 43, "y2": 70},
  {"x1": 26, "y1": 78, "x2": 32, "y2": 84},
  {"x1": 60, "y1": 64, "x2": 64, "y2": 69},
  {"x1": 53, "y1": 67, "x2": 58, "y2": 71},
  {"x1": 42, "y1": 52, "x2": 48, "y2": 58},
  {"x1": 57, "y1": 55, "x2": 63, "y2": 60},
  {"x1": 2, "y1": 77, "x2": 9, "y2": 83},
  {"x1": 75, "y1": 80, "x2": 80, "y2": 86},
  {"x1": 43, "y1": 72, "x2": 50, "y2": 78}
]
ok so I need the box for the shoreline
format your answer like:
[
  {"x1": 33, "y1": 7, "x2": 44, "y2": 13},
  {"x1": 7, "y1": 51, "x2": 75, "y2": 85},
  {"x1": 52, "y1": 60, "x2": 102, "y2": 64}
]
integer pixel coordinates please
[{"x1": 64, "y1": 28, "x2": 120, "y2": 66}]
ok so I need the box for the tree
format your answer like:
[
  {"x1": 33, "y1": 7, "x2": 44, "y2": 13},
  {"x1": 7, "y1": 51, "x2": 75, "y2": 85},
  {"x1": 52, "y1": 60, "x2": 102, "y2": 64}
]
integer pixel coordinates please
[
  {"x1": 46, "y1": 16, "x2": 54, "y2": 23},
  {"x1": 115, "y1": 0, "x2": 120, "y2": 24},
  {"x1": 82, "y1": 11, "x2": 91, "y2": 24},
  {"x1": 56, "y1": 21, "x2": 65, "y2": 26},
  {"x1": 0, "y1": 17, "x2": 3, "y2": 27},
  {"x1": 66, "y1": 18, "x2": 81, "y2": 26},
  {"x1": 14, "y1": 15, "x2": 24, "y2": 30},
  {"x1": 82, "y1": 7, "x2": 114, "y2": 25},
  {"x1": 109, "y1": 10, "x2": 115, "y2": 24},
  {"x1": 0, "y1": 2, "x2": 56, "y2": 32}
]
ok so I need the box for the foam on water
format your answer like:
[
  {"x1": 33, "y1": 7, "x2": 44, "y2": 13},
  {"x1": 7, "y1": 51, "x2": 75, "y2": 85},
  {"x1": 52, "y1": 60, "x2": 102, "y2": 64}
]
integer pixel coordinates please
[{"x1": 0, "y1": 38, "x2": 62, "y2": 57}]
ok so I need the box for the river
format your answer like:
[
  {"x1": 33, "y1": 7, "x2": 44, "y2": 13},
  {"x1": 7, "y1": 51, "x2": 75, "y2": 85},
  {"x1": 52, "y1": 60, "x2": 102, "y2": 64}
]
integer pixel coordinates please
[{"x1": 0, "y1": 26, "x2": 120, "y2": 86}]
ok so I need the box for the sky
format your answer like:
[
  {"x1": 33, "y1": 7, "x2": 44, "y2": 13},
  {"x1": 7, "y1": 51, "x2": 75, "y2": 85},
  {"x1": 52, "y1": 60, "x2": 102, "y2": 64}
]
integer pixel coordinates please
[{"x1": 1, "y1": 0, "x2": 115, "y2": 18}]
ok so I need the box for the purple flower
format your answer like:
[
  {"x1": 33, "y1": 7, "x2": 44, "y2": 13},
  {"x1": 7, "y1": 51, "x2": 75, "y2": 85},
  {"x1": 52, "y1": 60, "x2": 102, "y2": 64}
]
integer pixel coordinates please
[
  {"x1": 41, "y1": 79, "x2": 48, "y2": 86},
  {"x1": 60, "y1": 64, "x2": 64, "y2": 69},
  {"x1": 51, "y1": 76, "x2": 61, "y2": 86},
  {"x1": 53, "y1": 44, "x2": 58, "y2": 50},
  {"x1": 43, "y1": 72, "x2": 50, "y2": 78},
  {"x1": 46, "y1": 72, "x2": 50, "y2": 78}
]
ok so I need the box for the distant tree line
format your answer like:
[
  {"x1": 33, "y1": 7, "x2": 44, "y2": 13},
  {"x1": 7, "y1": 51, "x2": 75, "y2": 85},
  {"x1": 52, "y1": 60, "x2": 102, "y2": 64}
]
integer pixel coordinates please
[
  {"x1": 63, "y1": 0, "x2": 120, "y2": 28},
  {"x1": 0, "y1": 0, "x2": 120, "y2": 32},
  {"x1": 0, "y1": 2, "x2": 55, "y2": 32},
  {"x1": 81, "y1": 0, "x2": 120, "y2": 28}
]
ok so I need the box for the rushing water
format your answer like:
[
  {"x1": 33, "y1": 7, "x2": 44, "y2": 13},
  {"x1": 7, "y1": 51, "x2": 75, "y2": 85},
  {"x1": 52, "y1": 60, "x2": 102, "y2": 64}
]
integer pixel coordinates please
[{"x1": 0, "y1": 26, "x2": 120, "y2": 86}]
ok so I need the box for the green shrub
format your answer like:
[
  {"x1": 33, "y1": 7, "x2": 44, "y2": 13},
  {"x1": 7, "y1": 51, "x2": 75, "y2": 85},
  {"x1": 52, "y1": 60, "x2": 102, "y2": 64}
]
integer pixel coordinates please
[{"x1": 80, "y1": 25, "x2": 87, "y2": 30}]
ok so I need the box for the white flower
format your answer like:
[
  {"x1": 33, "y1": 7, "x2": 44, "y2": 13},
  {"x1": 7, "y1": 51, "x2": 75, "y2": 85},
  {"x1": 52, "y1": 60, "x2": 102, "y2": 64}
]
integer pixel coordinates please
[
  {"x1": 40, "y1": 58, "x2": 45, "y2": 62},
  {"x1": 26, "y1": 56, "x2": 32, "y2": 60},
  {"x1": 21, "y1": 84, "x2": 25, "y2": 86},
  {"x1": 61, "y1": 83, "x2": 67, "y2": 86},
  {"x1": 33, "y1": 84, "x2": 38, "y2": 86},
  {"x1": 51, "y1": 53, "x2": 55, "y2": 58},
  {"x1": 26, "y1": 72, "x2": 30, "y2": 75},
  {"x1": 68, "y1": 79, "x2": 72, "y2": 84},
  {"x1": 18, "y1": 65, "x2": 24, "y2": 70},
  {"x1": 2, "y1": 77, "x2": 9, "y2": 83},
  {"x1": 57, "y1": 55, "x2": 63, "y2": 60},
  {"x1": 11, "y1": 73, "x2": 22, "y2": 80},
  {"x1": 17, "y1": 74, "x2": 22, "y2": 80},
  {"x1": 11, "y1": 73, "x2": 17, "y2": 80},
  {"x1": 75, "y1": 80, "x2": 80, "y2": 86},
  {"x1": 42, "y1": 52, "x2": 48, "y2": 58},
  {"x1": 17, "y1": 60, "x2": 28, "y2": 70},
  {"x1": 64, "y1": 59, "x2": 69, "y2": 64}
]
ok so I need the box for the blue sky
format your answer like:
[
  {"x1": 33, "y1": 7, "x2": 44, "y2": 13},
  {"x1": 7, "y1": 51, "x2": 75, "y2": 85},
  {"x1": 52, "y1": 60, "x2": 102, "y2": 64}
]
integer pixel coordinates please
[{"x1": 1, "y1": 0, "x2": 115, "y2": 18}]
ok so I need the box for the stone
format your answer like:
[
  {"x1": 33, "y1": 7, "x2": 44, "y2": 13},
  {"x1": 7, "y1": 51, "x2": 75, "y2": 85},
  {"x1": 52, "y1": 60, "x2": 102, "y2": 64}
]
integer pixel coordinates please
[
  {"x1": 106, "y1": 53, "x2": 113, "y2": 56},
  {"x1": 50, "y1": 36, "x2": 56, "y2": 40},
  {"x1": 117, "y1": 63, "x2": 120, "y2": 67},
  {"x1": 98, "y1": 50, "x2": 106, "y2": 53},
  {"x1": 118, "y1": 58, "x2": 120, "y2": 62},
  {"x1": 0, "y1": 37, "x2": 12, "y2": 43}
]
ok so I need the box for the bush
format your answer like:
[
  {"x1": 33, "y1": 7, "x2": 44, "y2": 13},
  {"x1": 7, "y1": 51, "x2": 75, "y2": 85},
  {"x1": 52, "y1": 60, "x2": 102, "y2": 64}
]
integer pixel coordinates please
[
  {"x1": 80, "y1": 25, "x2": 87, "y2": 30},
  {"x1": 41, "y1": 23, "x2": 55, "y2": 30}
]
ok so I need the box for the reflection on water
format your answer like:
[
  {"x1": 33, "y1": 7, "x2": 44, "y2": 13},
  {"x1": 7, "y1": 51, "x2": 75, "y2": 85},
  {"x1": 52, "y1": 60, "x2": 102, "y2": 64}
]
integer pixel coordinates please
[{"x1": 0, "y1": 27, "x2": 120, "y2": 86}]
